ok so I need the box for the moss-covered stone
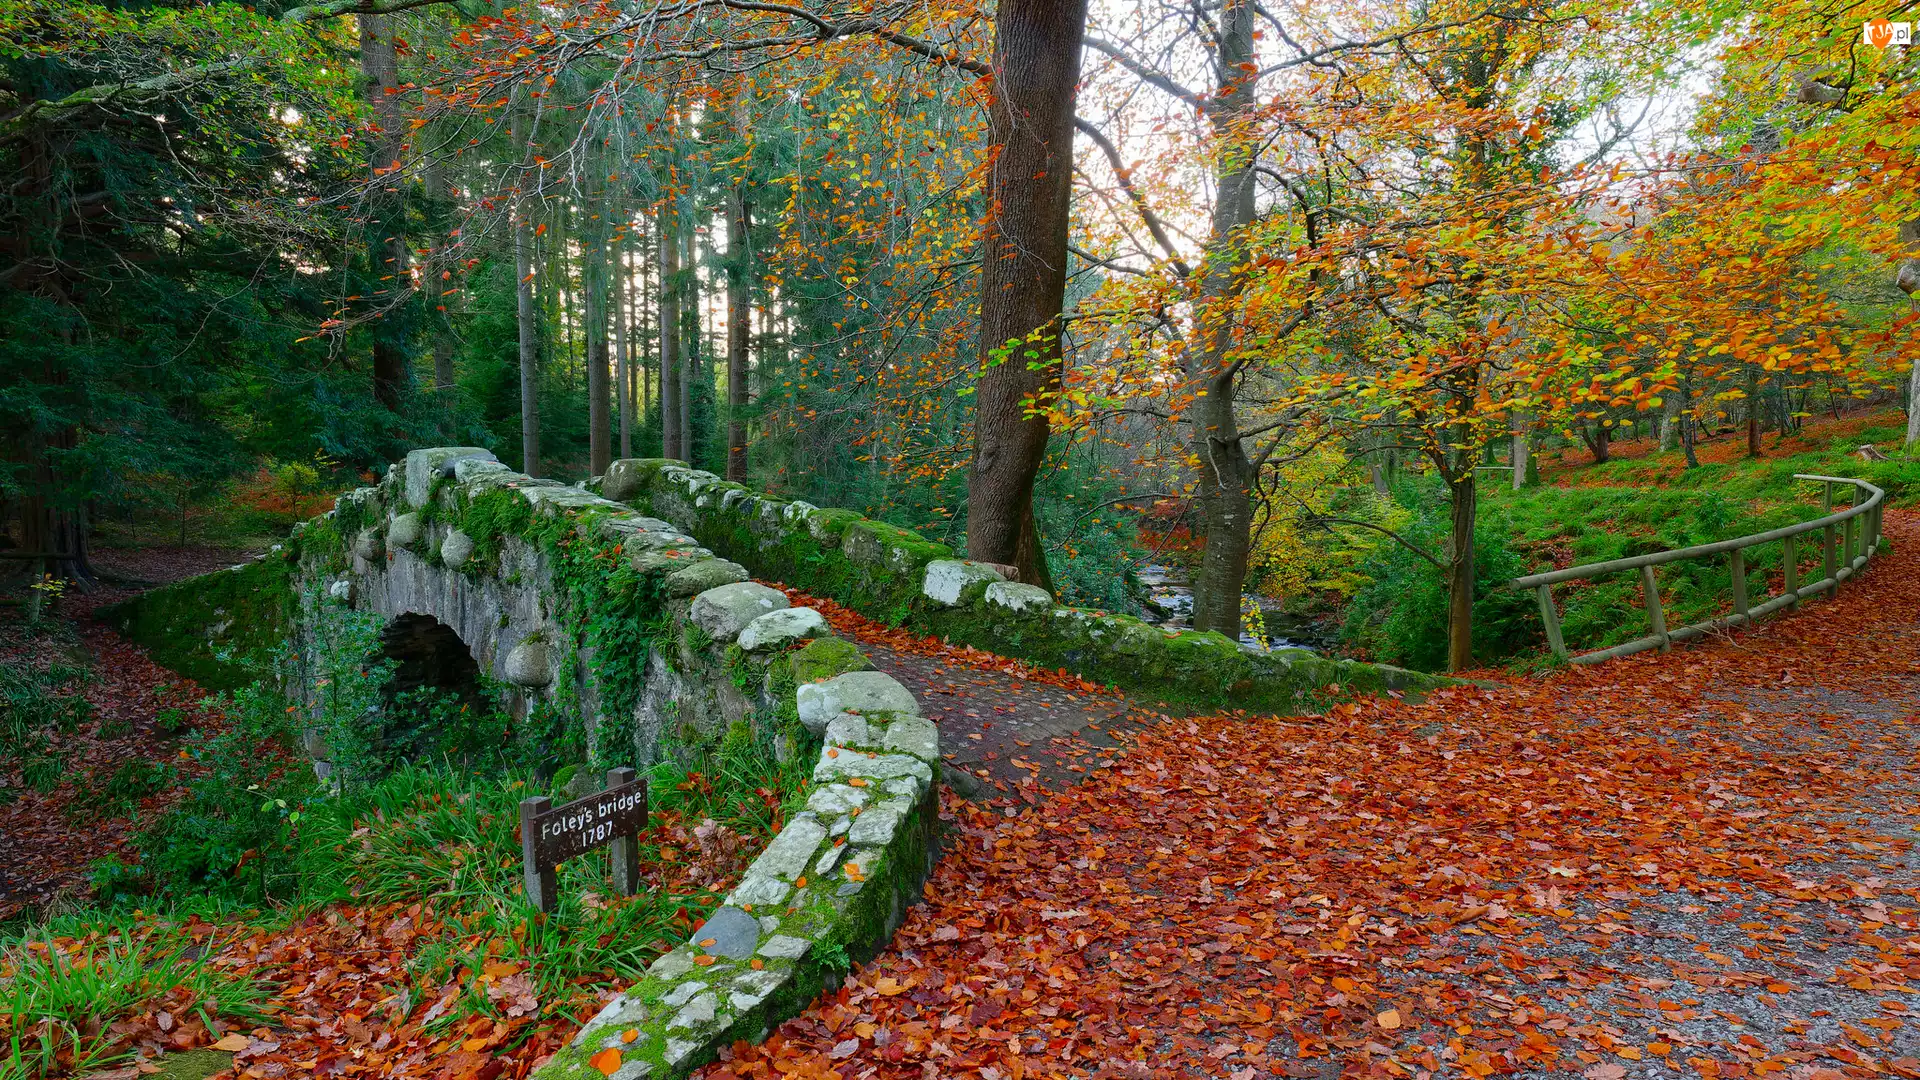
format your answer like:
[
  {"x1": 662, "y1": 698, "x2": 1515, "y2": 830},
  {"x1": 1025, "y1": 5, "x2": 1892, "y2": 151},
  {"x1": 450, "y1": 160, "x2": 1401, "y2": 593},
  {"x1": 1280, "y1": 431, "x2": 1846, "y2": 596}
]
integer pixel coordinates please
[
  {"x1": 99, "y1": 555, "x2": 293, "y2": 691},
  {"x1": 789, "y1": 637, "x2": 873, "y2": 684}
]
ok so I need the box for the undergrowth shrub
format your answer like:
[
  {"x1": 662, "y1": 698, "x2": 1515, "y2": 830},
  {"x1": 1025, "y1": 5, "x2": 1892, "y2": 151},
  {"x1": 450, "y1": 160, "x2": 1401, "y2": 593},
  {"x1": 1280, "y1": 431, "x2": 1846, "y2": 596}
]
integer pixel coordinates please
[
  {"x1": 0, "y1": 915, "x2": 269, "y2": 1080},
  {"x1": 1338, "y1": 481, "x2": 1538, "y2": 670}
]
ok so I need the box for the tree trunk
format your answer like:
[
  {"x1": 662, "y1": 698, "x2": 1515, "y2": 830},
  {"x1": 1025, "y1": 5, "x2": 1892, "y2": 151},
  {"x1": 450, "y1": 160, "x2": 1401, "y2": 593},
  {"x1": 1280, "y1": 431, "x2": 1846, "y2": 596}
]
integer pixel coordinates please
[
  {"x1": 1510, "y1": 413, "x2": 1529, "y2": 491},
  {"x1": 615, "y1": 210, "x2": 632, "y2": 460},
  {"x1": 963, "y1": 0, "x2": 1091, "y2": 588},
  {"x1": 1660, "y1": 393, "x2": 1680, "y2": 451},
  {"x1": 1908, "y1": 361, "x2": 1920, "y2": 449},
  {"x1": 658, "y1": 200, "x2": 682, "y2": 461},
  {"x1": 1185, "y1": 0, "x2": 1260, "y2": 641},
  {"x1": 1900, "y1": 220, "x2": 1919, "y2": 445},
  {"x1": 726, "y1": 181, "x2": 752, "y2": 482},
  {"x1": 679, "y1": 222, "x2": 695, "y2": 463},
  {"x1": 585, "y1": 155, "x2": 612, "y2": 477},
  {"x1": 19, "y1": 424, "x2": 93, "y2": 585},
  {"x1": 1446, "y1": 470, "x2": 1476, "y2": 672},
  {"x1": 1582, "y1": 421, "x2": 1610, "y2": 464},
  {"x1": 1746, "y1": 368, "x2": 1762, "y2": 457},
  {"x1": 360, "y1": 12, "x2": 411, "y2": 412},
  {"x1": 512, "y1": 101, "x2": 540, "y2": 476}
]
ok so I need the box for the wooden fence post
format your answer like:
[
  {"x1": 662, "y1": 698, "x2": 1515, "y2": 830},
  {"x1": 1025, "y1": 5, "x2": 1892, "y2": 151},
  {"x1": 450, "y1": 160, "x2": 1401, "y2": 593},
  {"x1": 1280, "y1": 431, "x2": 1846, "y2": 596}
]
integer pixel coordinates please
[
  {"x1": 1536, "y1": 584, "x2": 1567, "y2": 660},
  {"x1": 1641, "y1": 564, "x2": 1669, "y2": 652},
  {"x1": 606, "y1": 767, "x2": 641, "y2": 896},
  {"x1": 520, "y1": 795, "x2": 557, "y2": 914},
  {"x1": 1823, "y1": 522, "x2": 1837, "y2": 598},
  {"x1": 1783, "y1": 534, "x2": 1798, "y2": 607},
  {"x1": 1729, "y1": 546, "x2": 1749, "y2": 620}
]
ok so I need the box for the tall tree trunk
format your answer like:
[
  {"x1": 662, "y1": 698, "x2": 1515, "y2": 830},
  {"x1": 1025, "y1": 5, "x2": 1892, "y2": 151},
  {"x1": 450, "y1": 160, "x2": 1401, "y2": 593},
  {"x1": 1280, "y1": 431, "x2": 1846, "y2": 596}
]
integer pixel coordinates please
[
  {"x1": 1660, "y1": 393, "x2": 1680, "y2": 451},
  {"x1": 512, "y1": 101, "x2": 541, "y2": 476},
  {"x1": 1746, "y1": 368, "x2": 1762, "y2": 457},
  {"x1": 1446, "y1": 470, "x2": 1477, "y2": 672},
  {"x1": 640, "y1": 220, "x2": 653, "y2": 441},
  {"x1": 616, "y1": 225, "x2": 632, "y2": 460},
  {"x1": 1187, "y1": 0, "x2": 1258, "y2": 639},
  {"x1": 679, "y1": 222, "x2": 695, "y2": 462},
  {"x1": 963, "y1": 0, "x2": 1091, "y2": 589},
  {"x1": 658, "y1": 200, "x2": 682, "y2": 461},
  {"x1": 1510, "y1": 413, "x2": 1529, "y2": 491},
  {"x1": 360, "y1": 12, "x2": 412, "y2": 412},
  {"x1": 726, "y1": 182, "x2": 751, "y2": 481},
  {"x1": 585, "y1": 157, "x2": 612, "y2": 477},
  {"x1": 1898, "y1": 220, "x2": 1919, "y2": 446}
]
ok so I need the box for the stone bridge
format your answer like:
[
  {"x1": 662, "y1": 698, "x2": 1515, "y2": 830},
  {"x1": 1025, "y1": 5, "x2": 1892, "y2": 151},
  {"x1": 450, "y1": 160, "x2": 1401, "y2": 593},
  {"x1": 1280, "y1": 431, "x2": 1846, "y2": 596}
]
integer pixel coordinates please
[{"x1": 109, "y1": 445, "x2": 1445, "y2": 1079}]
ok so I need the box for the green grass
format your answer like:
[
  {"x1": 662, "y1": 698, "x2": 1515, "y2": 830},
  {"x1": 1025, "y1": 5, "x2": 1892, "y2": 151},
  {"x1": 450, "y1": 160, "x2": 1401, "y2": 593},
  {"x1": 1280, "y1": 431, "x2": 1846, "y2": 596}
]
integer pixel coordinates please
[
  {"x1": 1548, "y1": 421, "x2": 1920, "y2": 506},
  {"x1": 1486, "y1": 422, "x2": 1915, "y2": 658},
  {"x1": 0, "y1": 914, "x2": 271, "y2": 1080}
]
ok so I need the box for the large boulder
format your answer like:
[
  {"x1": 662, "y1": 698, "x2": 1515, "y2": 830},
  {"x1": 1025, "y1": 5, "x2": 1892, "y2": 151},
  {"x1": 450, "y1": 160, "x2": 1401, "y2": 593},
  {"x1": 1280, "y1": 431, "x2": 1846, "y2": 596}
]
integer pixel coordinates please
[
  {"x1": 985, "y1": 581, "x2": 1053, "y2": 613},
  {"x1": 921, "y1": 559, "x2": 1005, "y2": 606},
  {"x1": 795, "y1": 670, "x2": 918, "y2": 735},
  {"x1": 689, "y1": 582, "x2": 788, "y2": 643},
  {"x1": 738, "y1": 607, "x2": 829, "y2": 652},
  {"x1": 404, "y1": 447, "x2": 497, "y2": 508}
]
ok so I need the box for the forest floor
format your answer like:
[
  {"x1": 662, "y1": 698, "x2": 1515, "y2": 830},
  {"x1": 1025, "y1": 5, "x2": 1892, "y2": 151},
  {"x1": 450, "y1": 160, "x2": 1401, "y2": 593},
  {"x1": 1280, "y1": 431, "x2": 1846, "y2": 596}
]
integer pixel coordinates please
[
  {"x1": 0, "y1": 546, "x2": 245, "y2": 921},
  {"x1": 709, "y1": 514, "x2": 1920, "y2": 1080},
  {"x1": 12, "y1": 436, "x2": 1918, "y2": 1080}
]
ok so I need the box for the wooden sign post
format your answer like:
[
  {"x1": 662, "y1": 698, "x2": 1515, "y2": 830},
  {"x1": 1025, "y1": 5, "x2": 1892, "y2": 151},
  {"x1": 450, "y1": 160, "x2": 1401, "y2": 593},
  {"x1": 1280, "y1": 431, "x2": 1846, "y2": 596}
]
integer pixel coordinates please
[{"x1": 519, "y1": 767, "x2": 648, "y2": 913}]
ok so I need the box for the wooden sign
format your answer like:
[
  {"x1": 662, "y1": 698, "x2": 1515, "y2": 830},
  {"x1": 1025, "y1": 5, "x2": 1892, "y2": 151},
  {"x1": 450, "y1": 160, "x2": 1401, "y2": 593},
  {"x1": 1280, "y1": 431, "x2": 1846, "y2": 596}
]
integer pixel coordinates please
[{"x1": 519, "y1": 767, "x2": 647, "y2": 913}]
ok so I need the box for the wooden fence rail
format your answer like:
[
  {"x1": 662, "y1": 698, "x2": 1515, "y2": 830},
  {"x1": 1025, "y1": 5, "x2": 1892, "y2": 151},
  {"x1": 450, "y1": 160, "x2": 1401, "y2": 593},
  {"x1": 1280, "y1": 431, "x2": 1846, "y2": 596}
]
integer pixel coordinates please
[{"x1": 1511, "y1": 474, "x2": 1886, "y2": 665}]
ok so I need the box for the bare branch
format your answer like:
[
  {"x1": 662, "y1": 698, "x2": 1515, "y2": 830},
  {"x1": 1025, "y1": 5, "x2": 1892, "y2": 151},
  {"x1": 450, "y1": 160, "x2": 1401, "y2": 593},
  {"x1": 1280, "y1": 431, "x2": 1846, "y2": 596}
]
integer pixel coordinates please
[{"x1": 1073, "y1": 117, "x2": 1191, "y2": 278}]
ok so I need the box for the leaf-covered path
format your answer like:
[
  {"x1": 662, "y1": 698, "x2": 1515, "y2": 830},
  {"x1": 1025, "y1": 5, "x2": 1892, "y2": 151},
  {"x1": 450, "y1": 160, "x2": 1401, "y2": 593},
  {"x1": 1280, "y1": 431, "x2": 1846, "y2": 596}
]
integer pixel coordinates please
[
  {"x1": 0, "y1": 546, "x2": 241, "y2": 920},
  {"x1": 710, "y1": 517, "x2": 1920, "y2": 1079}
]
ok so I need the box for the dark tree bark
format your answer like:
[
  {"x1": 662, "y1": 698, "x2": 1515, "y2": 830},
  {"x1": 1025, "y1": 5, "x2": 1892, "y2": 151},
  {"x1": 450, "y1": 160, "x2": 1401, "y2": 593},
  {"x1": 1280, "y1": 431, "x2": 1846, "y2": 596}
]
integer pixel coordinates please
[
  {"x1": 963, "y1": 0, "x2": 1091, "y2": 589},
  {"x1": 585, "y1": 154, "x2": 612, "y2": 476},
  {"x1": 658, "y1": 200, "x2": 682, "y2": 461},
  {"x1": 726, "y1": 182, "x2": 751, "y2": 481},
  {"x1": 616, "y1": 207, "x2": 632, "y2": 460},
  {"x1": 1446, "y1": 469, "x2": 1477, "y2": 672},
  {"x1": 679, "y1": 221, "x2": 695, "y2": 461},
  {"x1": 1580, "y1": 420, "x2": 1611, "y2": 463},
  {"x1": 359, "y1": 12, "x2": 412, "y2": 411},
  {"x1": 511, "y1": 101, "x2": 540, "y2": 476},
  {"x1": 1187, "y1": 0, "x2": 1258, "y2": 640},
  {"x1": 1746, "y1": 368, "x2": 1762, "y2": 457}
]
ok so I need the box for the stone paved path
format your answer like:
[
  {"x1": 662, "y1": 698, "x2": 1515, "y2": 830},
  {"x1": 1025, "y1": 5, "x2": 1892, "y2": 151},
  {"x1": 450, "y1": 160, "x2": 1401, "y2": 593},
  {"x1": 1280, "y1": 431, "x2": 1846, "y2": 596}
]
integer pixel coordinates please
[{"x1": 849, "y1": 635, "x2": 1156, "y2": 801}]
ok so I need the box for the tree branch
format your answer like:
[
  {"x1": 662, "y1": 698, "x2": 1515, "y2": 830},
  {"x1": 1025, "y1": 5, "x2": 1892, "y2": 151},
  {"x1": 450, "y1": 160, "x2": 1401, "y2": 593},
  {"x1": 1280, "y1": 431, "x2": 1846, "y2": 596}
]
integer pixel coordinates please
[
  {"x1": 1073, "y1": 117, "x2": 1191, "y2": 277},
  {"x1": 1082, "y1": 36, "x2": 1204, "y2": 106}
]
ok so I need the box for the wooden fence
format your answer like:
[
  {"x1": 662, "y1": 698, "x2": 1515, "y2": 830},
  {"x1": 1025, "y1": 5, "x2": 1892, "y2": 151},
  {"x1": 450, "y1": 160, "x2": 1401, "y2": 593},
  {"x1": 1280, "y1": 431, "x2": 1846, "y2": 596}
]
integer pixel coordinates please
[{"x1": 1512, "y1": 474, "x2": 1886, "y2": 665}]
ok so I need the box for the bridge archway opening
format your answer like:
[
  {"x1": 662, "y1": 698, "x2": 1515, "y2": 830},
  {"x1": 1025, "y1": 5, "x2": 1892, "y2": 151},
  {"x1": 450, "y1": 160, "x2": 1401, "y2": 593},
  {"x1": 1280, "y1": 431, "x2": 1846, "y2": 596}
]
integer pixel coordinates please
[{"x1": 374, "y1": 613, "x2": 490, "y2": 760}]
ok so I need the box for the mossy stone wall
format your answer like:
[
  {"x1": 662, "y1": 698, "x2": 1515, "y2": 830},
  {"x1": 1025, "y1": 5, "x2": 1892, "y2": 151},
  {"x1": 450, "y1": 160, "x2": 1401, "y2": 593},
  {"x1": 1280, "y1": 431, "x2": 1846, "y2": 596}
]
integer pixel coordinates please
[{"x1": 598, "y1": 458, "x2": 1452, "y2": 714}]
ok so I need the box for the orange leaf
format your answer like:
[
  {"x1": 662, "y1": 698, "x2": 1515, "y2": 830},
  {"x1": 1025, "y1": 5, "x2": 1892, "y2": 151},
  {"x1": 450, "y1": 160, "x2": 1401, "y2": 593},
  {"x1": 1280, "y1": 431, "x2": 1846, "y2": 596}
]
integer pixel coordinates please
[
  {"x1": 588, "y1": 1048, "x2": 622, "y2": 1077},
  {"x1": 1377, "y1": 1009, "x2": 1401, "y2": 1030}
]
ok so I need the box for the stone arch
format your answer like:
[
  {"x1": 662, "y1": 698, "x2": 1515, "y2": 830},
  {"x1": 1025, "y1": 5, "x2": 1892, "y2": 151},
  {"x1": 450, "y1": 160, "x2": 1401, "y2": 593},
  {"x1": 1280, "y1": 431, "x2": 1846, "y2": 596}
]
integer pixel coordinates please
[{"x1": 378, "y1": 612, "x2": 483, "y2": 711}]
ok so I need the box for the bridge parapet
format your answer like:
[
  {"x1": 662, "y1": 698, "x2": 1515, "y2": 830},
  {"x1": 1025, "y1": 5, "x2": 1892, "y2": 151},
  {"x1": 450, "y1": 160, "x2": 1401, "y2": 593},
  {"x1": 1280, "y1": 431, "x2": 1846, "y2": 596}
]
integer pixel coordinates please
[{"x1": 596, "y1": 458, "x2": 1452, "y2": 714}]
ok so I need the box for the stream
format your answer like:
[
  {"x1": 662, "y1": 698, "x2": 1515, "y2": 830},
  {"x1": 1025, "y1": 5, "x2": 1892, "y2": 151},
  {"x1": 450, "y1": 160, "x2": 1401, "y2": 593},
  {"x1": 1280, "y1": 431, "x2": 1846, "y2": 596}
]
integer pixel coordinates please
[{"x1": 1135, "y1": 564, "x2": 1328, "y2": 651}]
